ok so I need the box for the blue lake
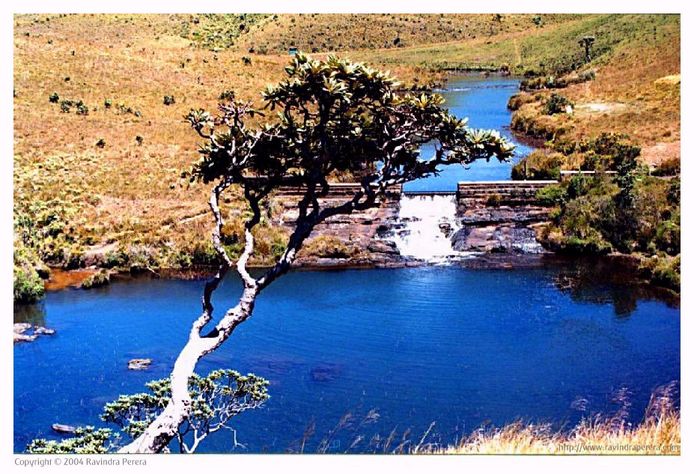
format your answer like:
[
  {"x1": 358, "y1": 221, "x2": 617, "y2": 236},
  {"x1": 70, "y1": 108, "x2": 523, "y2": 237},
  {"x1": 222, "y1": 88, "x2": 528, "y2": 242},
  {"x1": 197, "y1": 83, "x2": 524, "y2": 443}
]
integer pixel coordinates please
[
  {"x1": 14, "y1": 262, "x2": 679, "y2": 453},
  {"x1": 404, "y1": 74, "x2": 533, "y2": 192}
]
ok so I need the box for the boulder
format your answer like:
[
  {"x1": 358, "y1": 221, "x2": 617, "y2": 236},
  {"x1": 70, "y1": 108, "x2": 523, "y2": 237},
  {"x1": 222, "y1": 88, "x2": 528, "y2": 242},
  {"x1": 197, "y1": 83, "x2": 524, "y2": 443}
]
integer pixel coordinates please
[
  {"x1": 34, "y1": 326, "x2": 56, "y2": 336},
  {"x1": 128, "y1": 358, "x2": 152, "y2": 370},
  {"x1": 52, "y1": 423, "x2": 77, "y2": 434}
]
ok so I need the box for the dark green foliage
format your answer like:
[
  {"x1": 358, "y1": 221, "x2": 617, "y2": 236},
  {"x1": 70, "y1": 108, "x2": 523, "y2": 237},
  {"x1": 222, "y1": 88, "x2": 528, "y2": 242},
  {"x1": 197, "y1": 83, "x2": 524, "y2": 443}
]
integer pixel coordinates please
[
  {"x1": 578, "y1": 36, "x2": 595, "y2": 63},
  {"x1": 13, "y1": 247, "x2": 45, "y2": 304},
  {"x1": 102, "y1": 370, "x2": 269, "y2": 451},
  {"x1": 540, "y1": 133, "x2": 680, "y2": 288},
  {"x1": 26, "y1": 427, "x2": 115, "y2": 454},
  {"x1": 543, "y1": 93, "x2": 573, "y2": 115},
  {"x1": 535, "y1": 184, "x2": 567, "y2": 206},
  {"x1": 218, "y1": 89, "x2": 236, "y2": 100},
  {"x1": 27, "y1": 369, "x2": 269, "y2": 453},
  {"x1": 48, "y1": 92, "x2": 59, "y2": 103},
  {"x1": 163, "y1": 95, "x2": 176, "y2": 106},
  {"x1": 75, "y1": 100, "x2": 89, "y2": 115},
  {"x1": 187, "y1": 53, "x2": 513, "y2": 188}
]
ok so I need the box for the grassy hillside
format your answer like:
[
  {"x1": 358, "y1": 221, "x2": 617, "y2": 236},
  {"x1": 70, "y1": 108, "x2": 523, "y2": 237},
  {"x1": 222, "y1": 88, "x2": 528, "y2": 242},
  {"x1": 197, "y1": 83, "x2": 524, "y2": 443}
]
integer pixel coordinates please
[{"x1": 13, "y1": 13, "x2": 681, "y2": 301}]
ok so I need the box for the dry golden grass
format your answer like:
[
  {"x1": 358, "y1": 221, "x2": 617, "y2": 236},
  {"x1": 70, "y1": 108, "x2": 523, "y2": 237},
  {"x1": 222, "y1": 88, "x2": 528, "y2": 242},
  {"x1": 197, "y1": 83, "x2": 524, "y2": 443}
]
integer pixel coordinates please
[
  {"x1": 13, "y1": 13, "x2": 680, "y2": 272},
  {"x1": 422, "y1": 385, "x2": 680, "y2": 455}
]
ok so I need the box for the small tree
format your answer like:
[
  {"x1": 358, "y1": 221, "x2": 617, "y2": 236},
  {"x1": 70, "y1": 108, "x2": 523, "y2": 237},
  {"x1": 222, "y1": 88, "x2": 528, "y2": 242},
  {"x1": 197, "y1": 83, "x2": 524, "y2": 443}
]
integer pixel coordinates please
[
  {"x1": 28, "y1": 369, "x2": 268, "y2": 454},
  {"x1": 578, "y1": 36, "x2": 595, "y2": 63},
  {"x1": 120, "y1": 54, "x2": 513, "y2": 453}
]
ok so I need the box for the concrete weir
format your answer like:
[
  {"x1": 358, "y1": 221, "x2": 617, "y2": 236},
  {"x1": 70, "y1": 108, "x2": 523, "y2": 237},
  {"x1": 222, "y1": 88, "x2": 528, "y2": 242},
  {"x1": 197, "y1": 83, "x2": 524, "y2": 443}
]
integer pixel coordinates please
[{"x1": 274, "y1": 180, "x2": 557, "y2": 266}]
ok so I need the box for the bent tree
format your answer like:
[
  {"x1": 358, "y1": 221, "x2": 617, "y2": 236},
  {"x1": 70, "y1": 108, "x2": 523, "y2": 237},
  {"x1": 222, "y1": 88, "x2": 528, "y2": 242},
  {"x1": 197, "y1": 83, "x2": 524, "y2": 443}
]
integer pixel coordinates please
[{"x1": 121, "y1": 54, "x2": 514, "y2": 453}]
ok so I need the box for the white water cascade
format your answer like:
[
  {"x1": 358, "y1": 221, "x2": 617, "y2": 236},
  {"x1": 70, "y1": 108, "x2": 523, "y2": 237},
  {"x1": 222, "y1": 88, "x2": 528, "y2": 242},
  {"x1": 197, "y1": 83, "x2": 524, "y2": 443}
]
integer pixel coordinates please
[{"x1": 389, "y1": 194, "x2": 465, "y2": 263}]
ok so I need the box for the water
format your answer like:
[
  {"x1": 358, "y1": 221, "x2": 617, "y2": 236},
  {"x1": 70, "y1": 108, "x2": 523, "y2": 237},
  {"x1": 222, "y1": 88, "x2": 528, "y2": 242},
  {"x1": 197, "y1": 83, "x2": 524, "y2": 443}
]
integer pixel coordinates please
[
  {"x1": 403, "y1": 74, "x2": 533, "y2": 192},
  {"x1": 14, "y1": 264, "x2": 679, "y2": 453},
  {"x1": 389, "y1": 194, "x2": 464, "y2": 262}
]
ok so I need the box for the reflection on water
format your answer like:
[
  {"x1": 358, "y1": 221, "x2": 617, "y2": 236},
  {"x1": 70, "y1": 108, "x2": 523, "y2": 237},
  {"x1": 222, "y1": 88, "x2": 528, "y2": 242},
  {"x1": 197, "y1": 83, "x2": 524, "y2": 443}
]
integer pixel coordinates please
[
  {"x1": 550, "y1": 257, "x2": 679, "y2": 316},
  {"x1": 14, "y1": 303, "x2": 46, "y2": 326}
]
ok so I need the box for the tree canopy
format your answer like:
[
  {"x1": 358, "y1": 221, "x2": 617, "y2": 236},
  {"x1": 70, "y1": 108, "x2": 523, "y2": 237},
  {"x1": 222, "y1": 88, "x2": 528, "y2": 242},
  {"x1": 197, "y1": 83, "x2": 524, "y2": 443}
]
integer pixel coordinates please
[{"x1": 120, "y1": 53, "x2": 513, "y2": 453}]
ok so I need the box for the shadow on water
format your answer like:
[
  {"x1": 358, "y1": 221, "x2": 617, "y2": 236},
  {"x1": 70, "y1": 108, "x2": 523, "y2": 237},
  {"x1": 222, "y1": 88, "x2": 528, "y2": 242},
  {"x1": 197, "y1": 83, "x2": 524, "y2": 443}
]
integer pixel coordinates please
[
  {"x1": 544, "y1": 256, "x2": 679, "y2": 317},
  {"x1": 14, "y1": 303, "x2": 47, "y2": 326}
]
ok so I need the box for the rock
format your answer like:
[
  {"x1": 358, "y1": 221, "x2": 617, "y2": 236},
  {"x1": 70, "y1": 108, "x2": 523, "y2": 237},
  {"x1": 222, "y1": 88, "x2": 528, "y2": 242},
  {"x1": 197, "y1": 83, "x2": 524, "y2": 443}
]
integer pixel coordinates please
[
  {"x1": 451, "y1": 224, "x2": 544, "y2": 254},
  {"x1": 14, "y1": 323, "x2": 37, "y2": 343},
  {"x1": 438, "y1": 222, "x2": 453, "y2": 237},
  {"x1": 367, "y1": 240, "x2": 400, "y2": 255},
  {"x1": 14, "y1": 323, "x2": 32, "y2": 334},
  {"x1": 310, "y1": 363, "x2": 342, "y2": 382},
  {"x1": 128, "y1": 358, "x2": 152, "y2": 370},
  {"x1": 52, "y1": 423, "x2": 77, "y2": 434},
  {"x1": 34, "y1": 326, "x2": 56, "y2": 335},
  {"x1": 14, "y1": 333, "x2": 38, "y2": 343}
]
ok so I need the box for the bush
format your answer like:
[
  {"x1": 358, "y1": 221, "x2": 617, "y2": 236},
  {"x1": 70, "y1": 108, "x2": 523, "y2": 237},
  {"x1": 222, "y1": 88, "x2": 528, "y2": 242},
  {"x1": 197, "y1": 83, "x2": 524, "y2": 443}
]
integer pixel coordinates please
[
  {"x1": 543, "y1": 93, "x2": 573, "y2": 115},
  {"x1": 14, "y1": 264, "x2": 45, "y2": 303},
  {"x1": 163, "y1": 95, "x2": 176, "y2": 106},
  {"x1": 302, "y1": 235, "x2": 355, "y2": 258},
  {"x1": 49, "y1": 92, "x2": 59, "y2": 103},
  {"x1": 511, "y1": 150, "x2": 564, "y2": 180},
  {"x1": 651, "y1": 157, "x2": 680, "y2": 176},
  {"x1": 535, "y1": 184, "x2": 567, "y2": 206},
  {"x1": 640, "y1": 255, "x2": 680, "y2": 291},
  {"x1": 81, "y1": 269, "x2": 111, "y2": 289}
]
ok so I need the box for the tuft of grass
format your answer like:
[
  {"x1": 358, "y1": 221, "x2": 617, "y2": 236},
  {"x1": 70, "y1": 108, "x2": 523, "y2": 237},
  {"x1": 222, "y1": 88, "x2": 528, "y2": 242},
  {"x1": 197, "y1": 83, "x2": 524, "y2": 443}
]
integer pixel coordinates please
[{"x1": 421, "y1": 383, "x2": 680, "y2": 455}]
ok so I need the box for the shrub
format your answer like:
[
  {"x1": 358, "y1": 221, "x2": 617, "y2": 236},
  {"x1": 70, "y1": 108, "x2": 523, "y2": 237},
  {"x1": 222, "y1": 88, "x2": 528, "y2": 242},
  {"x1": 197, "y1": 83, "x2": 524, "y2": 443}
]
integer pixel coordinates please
[
  {"x1": 535, "y1": 184, "x2": 567, "y2": 206},
  {"x1": 14, "y1": 263, "x2": 45, "y2": 303},
  {"x1": 511, "y1": 150, "x2": 564, "y2": 180},
  {"x1": 75, "y1": 100, "x2": 89, "y2": 115},
  {"x1": 485, "y1": 194, "x2": 503, "y2": 207},
  {"x1": 651, "y1": 157, "x2": 680, "y2": 177},
  {"x1": 302, "y1": 235, "x2": 355, "y2": 258},
  {"x1": 104, "y1": 98, "x2": 112, "y2": 109},
  {"x1": 49, "y1": 92, "x2": 59, "y2": 103},
  {"x1": 81, "y1": 269, "x2": 111, "y2": 289},
  {"x1": 163, "y1": 95, "x2": 176, "y2": 106},
  {"x1": 543, "y1": 93, "x2": 573, "y2": 115},
  {"x1": 96, "y1": 138, "x2": 106, "y2": 148},
  {"x1": 640, "y1": 255, "x2": 680, "y2": 291},
  {"x1": 219, "y1": 89, "x2": 236, "y2": 101}
]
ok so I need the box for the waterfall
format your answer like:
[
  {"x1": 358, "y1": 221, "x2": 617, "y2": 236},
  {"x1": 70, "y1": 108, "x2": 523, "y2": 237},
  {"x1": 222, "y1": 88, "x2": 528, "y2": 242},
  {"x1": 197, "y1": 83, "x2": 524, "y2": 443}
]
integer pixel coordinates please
[{"x1": 389, "y1": 194, "x2": 464, "y2": 263}]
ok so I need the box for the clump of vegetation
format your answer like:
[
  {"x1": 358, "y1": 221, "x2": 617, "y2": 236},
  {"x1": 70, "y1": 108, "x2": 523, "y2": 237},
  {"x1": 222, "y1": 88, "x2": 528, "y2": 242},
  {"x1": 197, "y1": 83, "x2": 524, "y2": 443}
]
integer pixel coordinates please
[
  {"x1": 536, "y1": 133, "x2": 680, "y2": 288},
  {"x1": 300, "y1": 235, "x2": 358, "y2": 259},
  {"x1": 163, "y1": 95, "x2": 176, "y2": 106},
  {"x1": 543, "y1": 93, "x2": 574, "y2": 115},
  {"x1": 48, "y1": 92, "x2": 59, "y2": 103},
  {"x1": 81, "y1": 269, "x2": 111, "y2": 289},
  {"x1": 652, "y1": 157, "x2": 680, "y2": 176},
  {"x1": 96, "y1": 138, "x2": 106, "y2": 148},
  {"x1": 218, "y1": 89, "x2": 236, "y2": 100},
  {"x1": 13, "y1": 245, "x2": 46, "y2": 303},
  {"x1": 27, "y1": 369, "x2": 269, "y2": 454},
  {"x1": 512, "y1": 150, "x2": 565, "y2": 180},
  {"x1": 55, "y1": 98, "x2": 89, "y2": 115},
  {"x1": 27, "y1": 427, "x2": 115, "y2": 454}
]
